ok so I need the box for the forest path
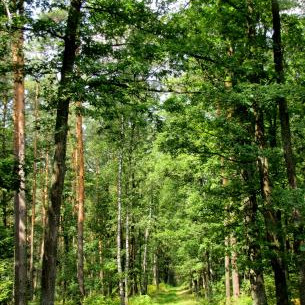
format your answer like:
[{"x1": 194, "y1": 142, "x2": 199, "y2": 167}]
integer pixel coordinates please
[{"x1": 151, "y1": 286, "x2": 199, "y2": 305}]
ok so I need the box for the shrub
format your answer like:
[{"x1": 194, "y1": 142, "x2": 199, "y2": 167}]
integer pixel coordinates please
[
  {"x1": 129, "y1": 295, "x2": 154, "y2": 305},
  {"x1": 83, "y1": 294, "x2": 119, "y2": 305},
  {"x1": 0, "y1": 260, "x2": 13, "y2": 304}
]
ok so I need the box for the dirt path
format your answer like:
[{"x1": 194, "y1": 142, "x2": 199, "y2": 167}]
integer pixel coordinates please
[{"x1": 151, "y1": 287, "x2": 199, "y2": 305}]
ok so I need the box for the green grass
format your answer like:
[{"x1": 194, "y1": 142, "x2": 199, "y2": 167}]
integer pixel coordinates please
[{"x1": 148, "y1": 286, "x2": 199, "y2": 305}]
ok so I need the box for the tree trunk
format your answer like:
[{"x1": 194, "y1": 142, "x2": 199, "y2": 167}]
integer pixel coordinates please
[
  {"x1": 76, "y1": 102, "x2": 85, "y2": 298},
  {"x1": 222, "y1": 160, "x2": 231, "y2": 305},
  {"x1": 35, "y1": 151, "x2": 49, "y2": 292},
  {"x1": 11, "y1": 1, "x2": 27, "y2": 303},
  {"x1": 142, "y1": 207, "x2": 152, "y2": 295},
  {"x1": 117, "y1": 147, "x2": 125, "y2": 305},
  {"x1": 131, "y1": 227, "x2": 138, "y2": 295},
  {"x1": 244, "y1": 192, "x2": 268, "y2": 305},
  {"x1": 270, "y1": 2, "x2": 305, "y2": 304},
  {"x1": 125, "y1": 210, "x2": 130, "y2": 305},
  {"x1": 255, "y1": 105, "x2": 289, "y2": 305},
  {"x1": 153, "y1": 252, "x2": 159, "y2": 290},
  {"x1": 225, "y1": 236, "x2": 231, "y2": 305},
  {"x1": 230, "y1": 236, "x2": 240, "y2": 299},
  {"x1": 40, "y1": 1, "x2": 82, "y2": 304},
  {"x1": 271, "y1": 0, "x2": 296, "y2": 189},
  {"x1": 242, "y1": 4, "x2": 269, "y2": 303},
  {"x1": 98, "y1": 240, "x2": 105, "y2": 295},
  {"x1": 29, "y1": 82, "x2": 39, "y2": 300}
]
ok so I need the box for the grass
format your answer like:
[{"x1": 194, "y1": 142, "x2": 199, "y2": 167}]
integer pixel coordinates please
[{"x1": 149, "y1": 286, "x2": 199, "y2": 305}]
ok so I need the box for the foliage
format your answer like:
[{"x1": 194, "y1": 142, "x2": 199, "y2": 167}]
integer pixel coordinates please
[
  {"x1": 0, "y1": 260, "x2": 13, "y2": 304},
  {"x1": 1, "y1": 0, "x2": 305, "y2": 304},
  {"x1": 129, "y1": 295, "x2": 154, "y2": 305},
  {"x1": 83, "y1": 294, "x2": 120, "y2": 305}
]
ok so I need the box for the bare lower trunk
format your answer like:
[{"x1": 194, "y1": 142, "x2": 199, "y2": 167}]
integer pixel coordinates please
[
  {"x1": 142, "y1": 230, "x2": 148, "y2": 295},
  {"x1": 117, "y1": 149, "x2": 125, "y2": 305},
  {"x1": 142, "y1": 207, "x2": 152, "y2": 295},
  {"x1": 12, "y1": 1, "x2": 27, "y2": 303},
  {"x1": 35, "y1": 151, "x2": 49, "y2": 292},
  {"x1": 255, "y1": 105, "x2": 289, "y2": 305},
  {"x1": 245, "y1": 192, "x2": 268, "y2": 305},
  {"x1": 40, "y1": 151, "x2": 49, "y2": 261},
  {"x1": 76, "y1": 103, "x2": 85, "y2": 298},
  {"x1": 131, "y1": 229, "x2": 138, "y2": 295},
  {"x1": 153, "y1": 252, "x2": 159, "y2": 290},
  {"x1": 30, "y1": 82, "x2": 39, "y2": 300},
  {"x1": 230, "y1": 236, "x2": 240, "y2": 299},
  {"x1": 225, "y1": 236, "x2": 231, "y2": 304},
  {"x1": 98, "y1": 240, "x2": 104, "y2": 295},
  {"x1": 125, "y1": 210, "x2": 129, "y2": 305},
  {"x1": 40, "y1": 1, "x2": 82, "y2": 304}
]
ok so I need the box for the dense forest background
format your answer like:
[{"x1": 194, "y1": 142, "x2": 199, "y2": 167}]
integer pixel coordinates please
[{"x1": 1, "y1": 0, "x2": 305, "y2": 305}]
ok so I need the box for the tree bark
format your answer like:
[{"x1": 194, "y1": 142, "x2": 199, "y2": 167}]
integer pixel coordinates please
[
  {"x1": 223, "y1": 163, "x2": 231, "y2": 305},
  {"x1": 40, "y1": 1, "x2": 82, "y2": 304},
  {"x1": 245, "y1": 192, "x2": 268, "y2": 305},
  {"x1": 125, "y1": 210, "x2": 130, "y2": 305},
  {"x1": 117, "y1": 147, "x2": 125, "y2": 305},
  {"x1": 271, "y1": 0, "x2": 296, "y2": 189},
  {"x1": 142, "y1": 207, "x2": 152, "y2": 295},
  {"x1": 29, "y1": 81, "x2": 39, "y2": 300},
  {"x1": 131, "y1": 227, "x2": 138, "y2": 295},
  {"x1": 255, "y1": 105, "x2": 289, "y2": 305},
  {"x1": 225, "y1": 236, "x2": 231, "y2": 305},
  {"x1": 270, "y1": 2, "x2": 305, "y2": 304},
  {"x1": 98, "y1": 240, "x2": 105, "y2": 295},
  {"x1": 76, "y1": 102, "x2": 85, "y2": 298},
  {"x1": 11, "y1": 1, "x2": 27, "y2": 303},
  {"x1": 153, "y1": 252, "x2": 159, "y2": 290},
  {"x1": 243, "y1": 168, "x2": 268, "y2": 305},
  {"x1": 230, "y1": 236, "x2": 240, "y2": 299}
]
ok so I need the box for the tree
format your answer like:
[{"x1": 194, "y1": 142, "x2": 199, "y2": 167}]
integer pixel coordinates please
[
  {"x1": 41, "y1": 1, "x2": 82, "y2": 304},
  {"x1": 76, "y1": 102, "x2": 85, "y2": 299},
  {"x1": 8, "y1": 0, "x2": 27, "y2": 304}
]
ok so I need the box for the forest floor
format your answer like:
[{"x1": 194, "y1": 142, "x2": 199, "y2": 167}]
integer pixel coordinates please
[{"x1": 150, "y1": 286, "x2": 199, "y2": 305}]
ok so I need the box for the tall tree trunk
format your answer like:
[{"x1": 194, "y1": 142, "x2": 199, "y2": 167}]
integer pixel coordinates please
[
  {"x1": 11, "y1": 1, "x2": 27, "y2": 303},
  {"x1": 244, "y1": 190, "x2": 268, "y2": 305},
  {"x1": 36, "y1": 151, "x2": 49, "y2": 292},
  {"x1": 255, "y1": 105, "x2": 289, "y2": 305},
  {"x1": 40, "y1": 1, "x2": 82, "y2": 304},
  {"x1": 125, "y1": 210, "x2": 130, "y2": 305},
  {"x1": 271, "y1": 0, "x2": 296, "y2": 188},
  {"x1": 131, "y1": 227, "x2": 138, "y2": 295},
  {"x1": 270, "y1": 2, "x2": 305, "y2": 303},
  {"x1": 40, "y1": 151, "x2": 49, "y2": 262},
  {"x1": 98, "y1": 240, "x2": 105, "y2": 295},
  {"x1": 142, "y1": 207, "x2": 152, "y2": 295},
  {"x1": 222, "y1": 71, "x2": 233, "y2": 305},
  {"x1": 76, "y1": 102, "x2": 85, "y2": 298},
  {"x1": 225, "y1": 236, "x2": 231, "y2": 305},
  {"x1": 30, "y1": 82, "x2": 39, "y2": 300},
  {"x1": 223, "y1": 163, "x2": 231, "y2": 305},
  {"x1": 153, "y1": 252, "x2": 159, "y2": 290},
  {"x1": 117, "y1": 148, "x2": 125, "y2": 305},
  {"x1": 243, "y1": 168, "x2": 268, "y2": 305},
  {"x1": 230, "y1": 236, "x2": 240, "y2": 299}
]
